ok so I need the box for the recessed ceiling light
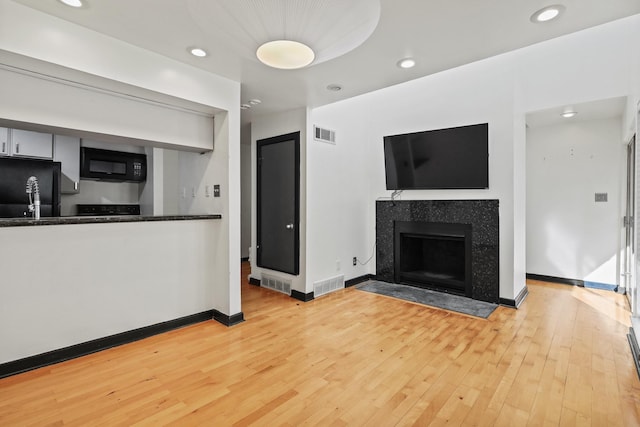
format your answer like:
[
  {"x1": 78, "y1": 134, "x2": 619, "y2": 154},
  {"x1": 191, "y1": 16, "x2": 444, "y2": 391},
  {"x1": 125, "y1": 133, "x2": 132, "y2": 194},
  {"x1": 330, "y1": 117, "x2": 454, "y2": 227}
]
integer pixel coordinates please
[
  {"x1": 249, "y1": 99, "x2": 262, "y2": 105},
  {"x1": 530, "y1": 5, "x2": 566, "y2": 23},
  {"x1": 59, "y1": 0, "x2": 83, "y2": 7},
  {"x1": 326, "y1": 84, "x2": 342, "y2": 92},
  {"x1": 561, "y1": 106, "x2": 577, "y2": 118},
  {"x1": 241, "y1": 104, "x2": 251, "y2": 110},
  {"x1": 189, "y1": 47, "x2": 207, "y2": 58},
  {"x1": 256, "y1": 40, "x2": 315, "y2": 69},
  {"x1": 397, "y1": 58, "x2": 416, "y2": 69}
]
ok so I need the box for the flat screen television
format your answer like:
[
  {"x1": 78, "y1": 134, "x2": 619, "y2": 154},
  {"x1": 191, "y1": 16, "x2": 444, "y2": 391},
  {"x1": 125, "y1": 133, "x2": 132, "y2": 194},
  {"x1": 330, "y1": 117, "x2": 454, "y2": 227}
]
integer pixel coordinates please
[{"x1": 383, "y1": 123, "x2": 489, "y2": 190}]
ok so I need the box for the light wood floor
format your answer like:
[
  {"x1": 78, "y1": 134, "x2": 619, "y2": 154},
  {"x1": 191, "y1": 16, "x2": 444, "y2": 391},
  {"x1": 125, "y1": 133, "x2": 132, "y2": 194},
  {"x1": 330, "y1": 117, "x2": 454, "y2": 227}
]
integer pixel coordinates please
[{"x1": 1, "y1": 264, "x2": 640, "y2": 426}]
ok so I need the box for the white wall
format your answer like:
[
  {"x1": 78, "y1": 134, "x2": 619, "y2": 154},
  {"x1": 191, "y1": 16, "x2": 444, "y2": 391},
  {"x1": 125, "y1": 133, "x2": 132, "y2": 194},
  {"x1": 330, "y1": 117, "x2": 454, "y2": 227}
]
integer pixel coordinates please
[
  {"x1": 308, "y1": 15, "x2": 640, "y2": 301},
  {"x1": 527, "y1": 118, "x2": 624, "y2": 285},
  {"x1": 312, "y1": 55, "x2": 519, "y2": 299},
  {"x1": 308, "y1": 98, "x2": 389, "y2": 285},
  {"x1": 250, "y1": 108, "x2": 308, "y2": 293},
  {"x1": 61, "y1": 181, "x2": 142, "y2": 216}
]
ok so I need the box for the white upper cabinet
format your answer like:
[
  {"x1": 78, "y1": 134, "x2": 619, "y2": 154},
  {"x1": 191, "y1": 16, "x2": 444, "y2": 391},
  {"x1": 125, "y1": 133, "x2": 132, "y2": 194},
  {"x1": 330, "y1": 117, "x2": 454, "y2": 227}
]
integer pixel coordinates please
[
  {"x1": 0, "y1": 128, "x2": 8, "y2": 156},
  {"x1": 11, "y1": 129, "x2": 53, "y2": 159},
  {"x1": 53, "y1": 134, "x2": 80, "y2": 194}
]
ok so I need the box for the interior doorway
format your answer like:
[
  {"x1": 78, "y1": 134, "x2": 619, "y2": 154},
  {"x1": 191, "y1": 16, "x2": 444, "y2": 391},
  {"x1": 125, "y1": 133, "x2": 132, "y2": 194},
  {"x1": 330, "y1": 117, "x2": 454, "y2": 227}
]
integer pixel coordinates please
[
  {"x1": 256, "y1": 132, "x2": 300, "y2": 275},
  {"x1": 525, "y1": 97, "x2": 627, "y2": 292}
]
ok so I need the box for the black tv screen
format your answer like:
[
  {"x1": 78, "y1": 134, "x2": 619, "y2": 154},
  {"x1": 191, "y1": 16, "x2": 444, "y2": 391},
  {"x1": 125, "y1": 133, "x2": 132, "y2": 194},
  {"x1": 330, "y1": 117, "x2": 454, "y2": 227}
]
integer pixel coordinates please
[{"x1": 383, "y1": 123, "x2": 489, "y2": 190}]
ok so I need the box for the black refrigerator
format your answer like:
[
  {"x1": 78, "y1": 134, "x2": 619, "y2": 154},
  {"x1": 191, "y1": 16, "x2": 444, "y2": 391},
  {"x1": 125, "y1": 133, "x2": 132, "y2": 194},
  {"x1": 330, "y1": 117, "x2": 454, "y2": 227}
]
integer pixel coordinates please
[{"x1": 0, "y1": 157, "x2": 61, "y2": 218}]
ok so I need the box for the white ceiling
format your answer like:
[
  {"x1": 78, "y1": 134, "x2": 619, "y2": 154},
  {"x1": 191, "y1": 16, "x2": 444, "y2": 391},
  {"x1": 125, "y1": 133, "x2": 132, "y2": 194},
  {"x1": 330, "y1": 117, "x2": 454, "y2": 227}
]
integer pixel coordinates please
[{"x1": 12, "y1": 0, "x2": 640, "y2": 122}]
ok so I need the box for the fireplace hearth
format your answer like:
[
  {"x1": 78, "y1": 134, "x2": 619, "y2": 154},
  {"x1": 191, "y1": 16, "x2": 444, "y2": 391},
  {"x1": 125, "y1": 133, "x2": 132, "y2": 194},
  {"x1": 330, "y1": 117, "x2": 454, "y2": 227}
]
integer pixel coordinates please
[
  {"x1": 395, "y1": 221, "x2": 472, "y2": 297},
  {"x1": 376, "y1": 200, "x2": 499, "y2": 303}
]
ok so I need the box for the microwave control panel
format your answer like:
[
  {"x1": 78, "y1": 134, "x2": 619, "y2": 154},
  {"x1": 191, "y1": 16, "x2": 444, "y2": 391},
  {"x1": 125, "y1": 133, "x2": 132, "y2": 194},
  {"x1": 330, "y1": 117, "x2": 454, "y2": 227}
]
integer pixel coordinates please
[{"x1": 133, "y1": 161, "x2": 143, "y2": 178}]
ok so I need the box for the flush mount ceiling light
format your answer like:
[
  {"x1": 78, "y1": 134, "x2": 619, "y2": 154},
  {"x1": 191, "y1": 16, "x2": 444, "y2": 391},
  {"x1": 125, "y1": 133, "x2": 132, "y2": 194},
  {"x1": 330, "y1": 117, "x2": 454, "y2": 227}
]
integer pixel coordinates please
[
  {"x1": 530, "y1": 5, "x2": 566, "y2": 23},
  {"x1": 59, "y1": 0, "x2": 83, "y2": 7},
  {"x1": 257, "y1": 40, "x2": 315, "y2": 69},
  {"x1": 248, "y1": 99, "x2": 262, "y2": 105},
  {"x1": 189, "y1": 47, "x2": 207, "y2": 57},
  {"x1": 187, "y1": 0, "x2": 381, "y2": 69},
  {"x1": 326, "y1": 84, "x2": 342, "y2": 92},
  {"x1": 397, "y1": 58, "x2": 416, "y2": 69}
]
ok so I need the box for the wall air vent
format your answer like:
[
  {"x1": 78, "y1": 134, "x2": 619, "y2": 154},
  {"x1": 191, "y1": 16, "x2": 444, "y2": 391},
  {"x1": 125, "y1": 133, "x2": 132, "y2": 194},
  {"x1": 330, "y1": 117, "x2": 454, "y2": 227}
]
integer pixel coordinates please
[
  {"x1": 261, "y1": 274, "x2": 292, "y2": 295},
  {"x1": 313, "y1": 274, "x2": 345, "y2": 297},
  {"x1": 314, "y1": 125, "x2": 336, "y2": 144}
]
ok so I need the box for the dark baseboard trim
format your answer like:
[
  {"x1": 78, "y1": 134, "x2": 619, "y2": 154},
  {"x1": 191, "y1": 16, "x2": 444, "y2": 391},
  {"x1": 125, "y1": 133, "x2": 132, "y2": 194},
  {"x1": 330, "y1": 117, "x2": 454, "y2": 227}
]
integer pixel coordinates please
[
  {"x1": 499, "y1": 285, "x2": 529, "y2": 309},
  {"x1": 0, "y1": 310, "x2": 214, "y2": 379},
  {"x1": 291, "y1": 290, "x2": 314, "y2": 302},
  {"x1": 499, "y1": 297, "x2": 515, "y2": 307},
  {"x1": 248, "y1": 277, "x2": 261, "y2": 286},
  {"x1": 628, "y1": 327, "x2": 640, "y2": 381},
  {"x1": 213, "y1": 310, "x2": 245, "y2": 327},
  {"x1": 526, "y1": 273, "x2": 584, "y2": 287},
  {"x1": 241, "y1": 257, "x2": 249, "y2": 262},
  {"x1": 345, "y1": 274, "x2": 374, "y2": 288}
]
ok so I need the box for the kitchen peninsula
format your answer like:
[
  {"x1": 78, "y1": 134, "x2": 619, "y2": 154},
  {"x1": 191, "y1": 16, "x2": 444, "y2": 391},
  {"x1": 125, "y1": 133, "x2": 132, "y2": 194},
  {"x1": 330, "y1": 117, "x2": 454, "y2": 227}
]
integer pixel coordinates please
[
  {"x1": 0, "y1": 23, "x2": 242, "y2": 377},
  {"x1": 0, "y1": 213, "x2": 235, "y2": 378}
]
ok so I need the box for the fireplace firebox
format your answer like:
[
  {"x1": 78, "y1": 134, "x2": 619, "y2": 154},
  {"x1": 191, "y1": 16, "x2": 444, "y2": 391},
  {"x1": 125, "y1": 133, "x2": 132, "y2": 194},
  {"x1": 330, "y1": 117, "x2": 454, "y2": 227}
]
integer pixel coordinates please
[{"x1": 394, "y1": 221, "x2": 472, "y2": 297}]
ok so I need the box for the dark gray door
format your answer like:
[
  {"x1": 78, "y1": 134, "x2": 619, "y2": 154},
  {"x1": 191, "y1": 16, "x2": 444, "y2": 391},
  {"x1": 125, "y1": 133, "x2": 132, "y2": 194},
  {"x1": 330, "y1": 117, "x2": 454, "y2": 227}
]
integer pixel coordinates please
[{"x1": 257, "y1": 132, "x2": 300, "y2": 275}]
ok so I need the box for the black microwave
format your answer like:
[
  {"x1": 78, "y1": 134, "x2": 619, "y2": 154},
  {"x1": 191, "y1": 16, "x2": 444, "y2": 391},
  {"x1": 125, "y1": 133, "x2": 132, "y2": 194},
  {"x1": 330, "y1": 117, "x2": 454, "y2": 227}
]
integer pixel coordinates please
[{"x1": 80, "y1": 147, "x2": 147, "y2": 182}]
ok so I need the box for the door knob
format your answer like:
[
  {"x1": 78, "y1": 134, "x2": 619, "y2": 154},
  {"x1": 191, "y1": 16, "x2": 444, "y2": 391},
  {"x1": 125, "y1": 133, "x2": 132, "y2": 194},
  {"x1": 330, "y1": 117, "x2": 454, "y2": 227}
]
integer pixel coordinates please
[{"x1": 286, "y1": 223, "x2": 294, "y2": 230}]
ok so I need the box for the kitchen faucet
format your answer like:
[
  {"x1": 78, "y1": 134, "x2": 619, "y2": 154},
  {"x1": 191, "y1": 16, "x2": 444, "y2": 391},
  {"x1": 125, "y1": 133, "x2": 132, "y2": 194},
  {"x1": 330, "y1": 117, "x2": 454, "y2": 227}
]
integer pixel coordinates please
[{"x1": 25, "y1": 176, "x2": 40, "y2": 220}]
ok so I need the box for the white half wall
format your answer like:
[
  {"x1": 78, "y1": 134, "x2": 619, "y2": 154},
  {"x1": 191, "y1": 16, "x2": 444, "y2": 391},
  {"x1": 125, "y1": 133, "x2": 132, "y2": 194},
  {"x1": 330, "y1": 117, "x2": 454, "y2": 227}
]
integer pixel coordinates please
[
  {"x1": 526, "y1": 118, "x2": 624, "y2": 285},
  {"x1": 0, "y1": 220, "x2": 221, "y2": 364}
]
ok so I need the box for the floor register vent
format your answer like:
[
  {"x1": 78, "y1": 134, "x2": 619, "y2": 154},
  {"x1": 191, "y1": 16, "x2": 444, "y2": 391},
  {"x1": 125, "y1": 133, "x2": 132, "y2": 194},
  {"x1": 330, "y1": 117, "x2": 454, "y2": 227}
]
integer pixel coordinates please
[
  {"x1": 261, "y1": 274, "x2": 292, "y2": 295},
  {"x1": 314, "y1": 274, "x2": 345, "y2": 297},
  {"x1": 314, "y1": 125, "x2": 336, "y2": 144}
]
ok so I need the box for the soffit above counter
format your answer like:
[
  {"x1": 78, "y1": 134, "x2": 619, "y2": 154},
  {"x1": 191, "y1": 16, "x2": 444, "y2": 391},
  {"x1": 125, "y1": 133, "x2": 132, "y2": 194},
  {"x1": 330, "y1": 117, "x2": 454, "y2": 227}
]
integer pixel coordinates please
[{"x1": 0, "y1": 50, "x2": 221, "y2": 153}]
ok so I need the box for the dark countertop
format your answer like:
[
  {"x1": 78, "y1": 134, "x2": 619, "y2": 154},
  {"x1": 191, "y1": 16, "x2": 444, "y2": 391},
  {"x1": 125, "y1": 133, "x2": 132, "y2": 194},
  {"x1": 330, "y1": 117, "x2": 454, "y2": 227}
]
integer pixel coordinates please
[{"x1": 0, "y1": 214, "x2": 222, "y2": 227}]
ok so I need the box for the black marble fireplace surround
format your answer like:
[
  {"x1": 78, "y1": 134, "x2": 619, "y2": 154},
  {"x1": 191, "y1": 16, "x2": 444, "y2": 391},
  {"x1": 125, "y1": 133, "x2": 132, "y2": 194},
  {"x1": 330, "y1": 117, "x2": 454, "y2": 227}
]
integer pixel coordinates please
[{"x1": 377, "y1": 200, "x2": 499, "y2": 303}]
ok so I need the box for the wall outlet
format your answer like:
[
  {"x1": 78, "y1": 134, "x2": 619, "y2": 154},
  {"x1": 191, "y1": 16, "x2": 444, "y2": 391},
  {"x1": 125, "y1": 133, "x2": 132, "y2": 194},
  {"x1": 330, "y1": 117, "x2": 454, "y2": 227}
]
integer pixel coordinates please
[
  {"x1": 213, "y1": 184, "x2": 220, "y2": 197},
  {"x1": 353, "y1": 257, "x2": 357, "y2": 266},
  {"x1": 205, "y1": 185, "x2": 211, "y2": 197},
  {"x1": 191, "y1": 187, "x2": 196, "y2": 198}
]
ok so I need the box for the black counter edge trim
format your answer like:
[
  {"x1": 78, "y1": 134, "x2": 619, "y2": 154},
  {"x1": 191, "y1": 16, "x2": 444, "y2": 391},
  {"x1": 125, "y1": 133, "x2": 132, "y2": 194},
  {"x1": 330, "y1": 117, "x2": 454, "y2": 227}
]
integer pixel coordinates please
[
  {"x1": 628, "y1": 327, "x2": 640, "y2": 381},
  {"x1": 499, "y1": 285, "x2": 529, "y2": 309},
  {"x1": 345, "y1": 274, "x2": 374, "y2": 288},
  {"x1": 213, "y1": 310, "x2": 245, "y2": 327},
  {"x1": 248, "y1": 277, "x2": 261, "y2": 287},
  {"x1": 291, "y1": 290, "x2": 315, "y2": 302},
  {"x1": 0, "y1": 310, "x2": 214, "y2": 379},
  {"x1": 0, "y1": 214, "x2": 222, "y2": 228},
  {"x1": 526, "y1": 273, "x2": 584, "y2": 287}
]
